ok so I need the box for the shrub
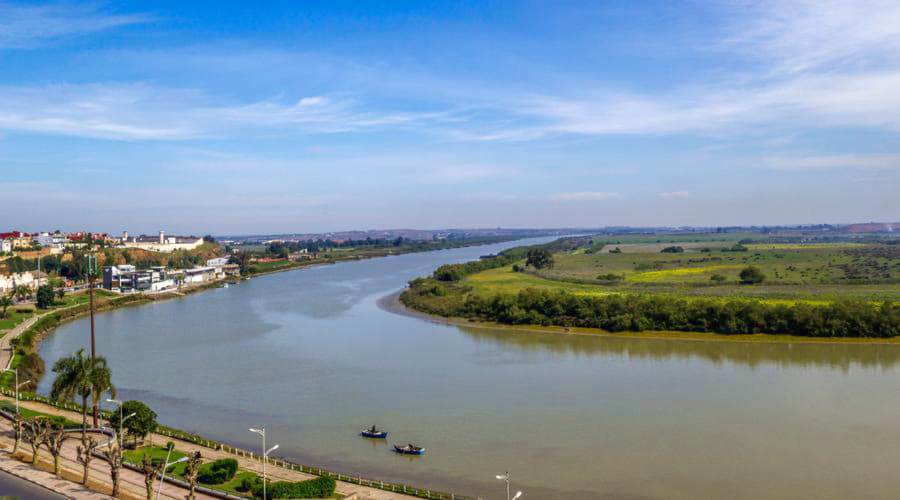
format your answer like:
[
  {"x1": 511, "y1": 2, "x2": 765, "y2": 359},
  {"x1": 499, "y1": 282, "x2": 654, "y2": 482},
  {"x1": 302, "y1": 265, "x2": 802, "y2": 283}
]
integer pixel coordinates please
[
  {"x1": 596, "y1": 273, "x2": 624, "y2": 281},
  {"x1": 255, "y1": 476, "x2": 337, "y2": 499},
  {"x1": 609, "y1": 247, "x2": 622, "y2": 254},
  {"x1": 198, "y1": 458, "x2": 238, "y2": 485},
  {"x1": 739, "y1": 266, "x2": 766, "y2": 284},
  {"x1": 238, "y1": 476, "x2": 261, "y2": 492},
  {"x1": 710, "y1": 274, "x2": 727, "y2": 282},
  {"x1": 660, "y1": 246, "x2": 684, "y2": 253}
]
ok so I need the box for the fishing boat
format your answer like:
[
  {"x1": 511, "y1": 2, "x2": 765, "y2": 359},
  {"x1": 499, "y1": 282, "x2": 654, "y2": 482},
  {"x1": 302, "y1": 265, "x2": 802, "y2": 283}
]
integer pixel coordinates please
[
  {"x1": 393, "y1": 444, "x2": 425, "y2": 455},
  {"x1": 360, "y1": 426, "x2": 388, "y2": 438}
]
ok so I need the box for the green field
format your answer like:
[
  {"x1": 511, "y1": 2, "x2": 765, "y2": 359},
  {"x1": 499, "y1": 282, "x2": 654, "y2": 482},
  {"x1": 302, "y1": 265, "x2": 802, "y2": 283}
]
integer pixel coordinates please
[{"x1": 464, "y1": 239, "x2": 899, "y2": 303}]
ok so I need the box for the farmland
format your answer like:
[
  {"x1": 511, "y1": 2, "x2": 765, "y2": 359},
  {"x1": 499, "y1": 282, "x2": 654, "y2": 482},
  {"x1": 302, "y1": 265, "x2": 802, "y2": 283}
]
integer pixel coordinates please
[
  {"x1": 400, "y1": 231, "x2": 900, "y2": 338},
  {"x1": 466, "y1": 236, "x2": 900, "y2": 303}
]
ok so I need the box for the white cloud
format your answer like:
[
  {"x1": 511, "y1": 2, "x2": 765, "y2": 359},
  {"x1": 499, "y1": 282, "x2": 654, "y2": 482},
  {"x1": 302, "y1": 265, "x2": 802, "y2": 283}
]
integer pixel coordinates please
[
  {"x1": 765, "y1": 154, "x2": 900, "y2": 171},
  {"x1": 549, "y1": 191, "x2": 619, "y2": 201},
  {"x1": 459, "y1": 0, "x2": 900, "y2": 141},
  {"x1": 0, "y1": 83, "x2": 454, "y2": 140},
  {"x1": 0, "y1": 2, "x2": 150, "y2": 49},
  {"x1": 659, "y1": 191, "x2": 691, "y2": 199}
]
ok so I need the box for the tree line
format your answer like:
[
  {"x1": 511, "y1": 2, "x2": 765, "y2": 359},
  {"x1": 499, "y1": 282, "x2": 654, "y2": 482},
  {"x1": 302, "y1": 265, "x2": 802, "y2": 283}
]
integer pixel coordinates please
[{"x1": 403, "y1": 281, "x2": 900, "y2": 338}]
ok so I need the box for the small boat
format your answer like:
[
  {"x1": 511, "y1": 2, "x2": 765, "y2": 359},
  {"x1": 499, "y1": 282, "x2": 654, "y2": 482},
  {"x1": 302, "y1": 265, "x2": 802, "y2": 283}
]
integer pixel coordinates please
[
  {"x1": 394, "y1": 444, "x2": 425, "y2": 455},
  {"x1": 360, "y1": 426, "x2": 388, "y2": 439}
]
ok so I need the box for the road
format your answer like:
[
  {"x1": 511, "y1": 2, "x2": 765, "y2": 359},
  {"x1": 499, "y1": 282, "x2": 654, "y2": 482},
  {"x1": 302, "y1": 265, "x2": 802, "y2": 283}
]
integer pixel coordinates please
[{"x1": 0, "y1": 467, "x2": 67, "y2": 499}]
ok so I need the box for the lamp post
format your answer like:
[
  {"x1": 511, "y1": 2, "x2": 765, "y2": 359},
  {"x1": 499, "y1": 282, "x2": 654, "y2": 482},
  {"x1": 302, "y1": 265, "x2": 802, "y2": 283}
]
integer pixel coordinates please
[
  {"x1": 155, "y1": 451, "x2": 188, "y2": 500},
  {"x1": 495, "y1": 472, "x2": 523, "y2": 500},
  {"x1": 3, "y1": 368, "x2": 30, "y2": 415},
  {"x1": 106, "y1": 399, "x2": 136, "y2": 451},
  {"x1": 249, "y1": 427, "x2": 279, "y2": 500}
]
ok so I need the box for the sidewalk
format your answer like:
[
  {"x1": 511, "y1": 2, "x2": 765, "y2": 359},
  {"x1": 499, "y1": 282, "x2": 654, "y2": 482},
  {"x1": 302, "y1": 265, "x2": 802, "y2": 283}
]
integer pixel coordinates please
[{"x1": 0, "y1": 394, "x2": 422, "y2": 499}]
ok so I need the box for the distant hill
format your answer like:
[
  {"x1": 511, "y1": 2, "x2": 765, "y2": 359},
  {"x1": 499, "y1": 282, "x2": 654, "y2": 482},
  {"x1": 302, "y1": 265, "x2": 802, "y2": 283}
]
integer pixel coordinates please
[{"x1": 842, "y1": 223, "x2": 899, "y2": 233}]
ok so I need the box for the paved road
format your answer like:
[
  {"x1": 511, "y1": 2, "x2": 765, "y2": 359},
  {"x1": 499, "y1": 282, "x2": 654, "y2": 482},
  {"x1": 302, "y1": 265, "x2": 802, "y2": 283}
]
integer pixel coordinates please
[{"x1": 0, "y1": 467, "x2": 66, "y2": 499}]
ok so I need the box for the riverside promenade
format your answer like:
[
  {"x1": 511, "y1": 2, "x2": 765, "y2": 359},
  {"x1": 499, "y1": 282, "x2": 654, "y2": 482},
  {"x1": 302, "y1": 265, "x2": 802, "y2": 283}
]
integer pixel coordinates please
[{"x1": 0, "y1": 395, "x2": 421, "y2": 499}]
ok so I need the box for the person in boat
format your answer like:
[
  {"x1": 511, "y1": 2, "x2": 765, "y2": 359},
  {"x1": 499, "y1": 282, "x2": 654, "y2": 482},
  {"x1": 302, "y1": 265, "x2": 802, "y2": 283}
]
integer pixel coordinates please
[{"x1": 370, "y1": 425, "x2": 378, "y2": 433}]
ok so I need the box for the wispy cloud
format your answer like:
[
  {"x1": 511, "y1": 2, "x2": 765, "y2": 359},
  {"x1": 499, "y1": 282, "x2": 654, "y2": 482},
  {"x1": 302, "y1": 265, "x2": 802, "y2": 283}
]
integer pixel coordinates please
[
  {"x1": 0, "y1": 83, "x2": 456, "y2": 140},
  {"x1": 765, "y1": 154, "x2": 900, "y2": 171},
  {"x1": 456, "y1": 0, "x2": 900, "y2": 141},
  {"x1": 549, "y1": 191, "x2": 619, "y2": 201},
  {"x1": 0, "y1": 2, "x2": 150, "y2": 49},
  {"x1": 659, "y1": 191, "x2": 691, "y2": 199}
]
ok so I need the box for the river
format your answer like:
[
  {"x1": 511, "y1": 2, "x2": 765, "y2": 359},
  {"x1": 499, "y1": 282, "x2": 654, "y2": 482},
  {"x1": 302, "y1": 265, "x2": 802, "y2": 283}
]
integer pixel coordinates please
[{"x1": 37, "y1": 237, "x2": 900, "y2": 499}]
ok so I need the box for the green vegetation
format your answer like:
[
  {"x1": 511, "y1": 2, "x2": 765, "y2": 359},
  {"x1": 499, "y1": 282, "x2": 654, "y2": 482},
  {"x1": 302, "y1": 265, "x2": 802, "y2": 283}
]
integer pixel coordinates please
[
  {"x1": 260, "y1": 477, "x2": 337, "y2": 499},
  {"x1": 108, "y1": 400, "x2": 157, "y2": 446},
  {"x1": 197, "y1": 458, "x2": 238, "y2": 484},
  {"x1": 402, "y1": 232, "x2": 900, "y2": 338},
  {"x1": 49, "y1": 348, "x2": 116, "y2": 433}
]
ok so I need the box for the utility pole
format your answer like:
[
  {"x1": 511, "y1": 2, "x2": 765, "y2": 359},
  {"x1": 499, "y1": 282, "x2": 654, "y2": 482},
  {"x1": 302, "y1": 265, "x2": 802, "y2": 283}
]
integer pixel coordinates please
[{"x1": 87, "y1": 233, "x2": 98, "y2": 427}]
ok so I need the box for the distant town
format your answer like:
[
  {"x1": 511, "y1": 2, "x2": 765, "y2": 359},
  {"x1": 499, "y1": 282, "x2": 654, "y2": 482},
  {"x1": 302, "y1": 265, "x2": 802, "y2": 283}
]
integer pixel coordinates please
[{"x1": 2, "y1": 223, "x2": 896, "y2": 299}]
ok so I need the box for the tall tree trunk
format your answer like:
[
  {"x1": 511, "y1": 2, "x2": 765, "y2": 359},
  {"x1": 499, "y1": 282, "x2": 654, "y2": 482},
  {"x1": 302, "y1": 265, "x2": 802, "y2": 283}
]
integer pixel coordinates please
[
  {"x1": 53, "y1": 454, "x2": 60, "y2": 476},
  {"x1": 12, "y1": 419, "x2": 21, "y2": 454},
  {"x1": 111, "y1": 463, "x2": 120, "y2": 497},
  {"x1": 81, "y1": 393, "x2": 88, "y2": 438}
]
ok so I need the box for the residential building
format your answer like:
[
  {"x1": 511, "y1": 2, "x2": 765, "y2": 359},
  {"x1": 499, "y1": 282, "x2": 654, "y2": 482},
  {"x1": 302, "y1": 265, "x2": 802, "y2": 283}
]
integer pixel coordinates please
[
  {"x1": 34, "y1": 231, "x2": 68, "y2": 250},
  {"x1": 0, "y1": 231, "x2": 34, "y2": 250},
  {"x1": 103, "y1": 265, "x2": 175, "y2": 293},
  {"x1": 0, "y1": 271, "x2": 48, "y2": 294},
  {"x1": 183, "y1": 266, "x2": 219, "y2": 284}
]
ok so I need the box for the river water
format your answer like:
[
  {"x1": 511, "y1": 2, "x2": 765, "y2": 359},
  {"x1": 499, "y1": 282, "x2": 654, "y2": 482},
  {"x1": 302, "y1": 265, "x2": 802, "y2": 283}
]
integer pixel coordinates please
[{"x1": 37, "y1": 238, "x2": 900, "y2": 499}]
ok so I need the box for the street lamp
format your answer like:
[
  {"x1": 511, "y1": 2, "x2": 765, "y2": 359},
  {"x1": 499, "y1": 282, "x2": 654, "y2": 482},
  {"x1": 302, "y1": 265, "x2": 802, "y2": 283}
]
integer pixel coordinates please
[
  {"x1": 156, "y1": 453, "x2": 189, "y2": 500},
  {"x1": 106, "y1": 399, "x2": 136, "y2": 450},
  {"x1": 496, "y1": 472, "x2": 523, "y2": 500},
  {"x1": 3, "y1": 368, "x2": 30, "y2": 415},
  {"x1": 249, "y1": 427, "x2": 279, "y2": 500}
]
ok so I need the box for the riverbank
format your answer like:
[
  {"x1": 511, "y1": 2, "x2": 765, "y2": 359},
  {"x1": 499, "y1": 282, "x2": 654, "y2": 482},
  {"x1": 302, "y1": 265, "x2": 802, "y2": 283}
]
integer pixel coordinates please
[{"x1": 383, "y1": 290, "x2": 900, "y2": 345}]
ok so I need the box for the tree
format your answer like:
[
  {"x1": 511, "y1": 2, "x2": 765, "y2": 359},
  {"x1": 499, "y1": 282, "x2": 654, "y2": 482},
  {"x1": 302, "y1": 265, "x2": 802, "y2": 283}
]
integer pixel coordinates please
[
  {"x1": 141, "y1": 453, "x2": 164, "y2": 500},
  {"x1": 77, "y1": 436, "x2": 100, "y2": 485},
  {"x1": 108, "y1": 400, "x2": 157, "y2": 446},
  {"x1": 36, "y1": 284, "x2": 55, "y2": 309},
  {"x1": 102, "y1": 442, "x2": 124, "y2": 497},
  {"x1": 43, "y1": 417, "x2": 70, "y2": 476},
  {"x1": 12, "y1": 412, "x2": 23, "y2": 453},
  {"x1": 739, "y1": 266, "x2": 766, "y2": 284},
  {"x1": 660, "y1": 246, "x2": 684, "y2": 253},
  {"x1": 525, "y1": 249, "x2": 554, "y2": 270},
  {"x1": 710, "y1": 274, "x2": 727, "y2": 283},
  {"x1": 13, "y1": 283, "x2": 31, "y2": 302},
  {"x1": 21, "y1": 417, "x2": 48, "y2": 464},
  {"x1": 183, "y1": 451, "x2": 203, "y2": 500},
  {"x1": 88, "y1": 360, "x2": 116, "y2": 428},
  {"x1": 0, "y1": 293, "x2": 12, "y2": 318},
  {"x1": 51, "y1": 348, "x2": 116, "y2": 437}
]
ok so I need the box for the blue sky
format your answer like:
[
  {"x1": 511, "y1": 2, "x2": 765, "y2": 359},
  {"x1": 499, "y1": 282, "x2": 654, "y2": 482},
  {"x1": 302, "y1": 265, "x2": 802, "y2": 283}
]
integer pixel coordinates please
[{"x1": 1, "y1": 0, "x2": 898, "y2": 234}]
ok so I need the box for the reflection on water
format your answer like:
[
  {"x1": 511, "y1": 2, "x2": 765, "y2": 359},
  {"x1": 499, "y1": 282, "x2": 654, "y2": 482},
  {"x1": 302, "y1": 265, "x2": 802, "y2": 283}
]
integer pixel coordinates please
[
  {"x1": 460, "y1": 326, "x2": 900, "y2": 372},
  {"x1": 34, "y1": 237, "x2": 900, "y2": 500}
]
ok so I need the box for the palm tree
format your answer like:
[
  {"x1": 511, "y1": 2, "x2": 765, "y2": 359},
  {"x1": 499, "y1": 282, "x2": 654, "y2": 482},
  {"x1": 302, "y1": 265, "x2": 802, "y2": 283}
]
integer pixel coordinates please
[
  {"x1": 50, "y1": 349, "x2": 116, "y2": 435},
  {"x1": 0, "y1": 293, "x2": 12, "y2": 318},
  {"x1": 88, "y1": 359, "x2": 116, "y2": 428}
]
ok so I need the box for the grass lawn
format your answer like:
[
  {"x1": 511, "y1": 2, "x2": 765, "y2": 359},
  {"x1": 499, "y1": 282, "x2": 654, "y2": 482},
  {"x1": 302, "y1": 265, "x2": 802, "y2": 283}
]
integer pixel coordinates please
[
  {"x1": 0, "y1": 400, "x2": 82, "y2": 427},
  {"x1": 123, "y1": 445, "x2": 343, "y2": 498}
]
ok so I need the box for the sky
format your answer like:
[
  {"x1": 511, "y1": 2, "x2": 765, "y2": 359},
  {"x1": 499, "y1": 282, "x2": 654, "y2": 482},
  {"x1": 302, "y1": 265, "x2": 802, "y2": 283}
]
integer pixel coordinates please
[{"x1": 1, "y1": 0, "x2": 898, "y2": 235}]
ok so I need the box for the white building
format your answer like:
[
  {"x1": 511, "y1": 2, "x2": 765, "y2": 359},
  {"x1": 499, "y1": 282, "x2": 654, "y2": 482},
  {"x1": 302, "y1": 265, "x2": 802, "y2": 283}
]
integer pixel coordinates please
[
  {"x1": 0, "y1": 271, "x2": 48, "y2": 294},
  {"x1": 183, "y1": 266, "x2": 219, "y2": 284},
  {"x1": 206, "y1": 257, "x2": 229, "y2": 267},
  {"x1": 118, "y1": 230, "x2": 204, "y2": 253},
  {"x1": 34, "y1": 232, "x2": 67, "y2": 250}
]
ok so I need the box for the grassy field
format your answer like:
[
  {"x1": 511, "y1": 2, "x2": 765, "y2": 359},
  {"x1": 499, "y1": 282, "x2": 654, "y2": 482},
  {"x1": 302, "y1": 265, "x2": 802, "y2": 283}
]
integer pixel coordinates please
[{"x1": 462, "y1": 236, "x2": 899, "y2": 303}]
